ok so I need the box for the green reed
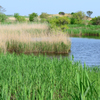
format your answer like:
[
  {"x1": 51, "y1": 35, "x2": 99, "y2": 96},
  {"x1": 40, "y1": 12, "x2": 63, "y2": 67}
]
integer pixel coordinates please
[
  {"x1": 67, "y1": 24, "x2": 100, "y2": 37},
  {"x1": 4, "y1": 41, "x2": 71, "y2": 54},
  {"x1": 0, "y1": 53, "x2": 100, "y2": 100}
]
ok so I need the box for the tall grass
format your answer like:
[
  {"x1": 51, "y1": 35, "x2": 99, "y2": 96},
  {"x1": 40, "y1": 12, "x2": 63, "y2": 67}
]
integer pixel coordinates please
[
  {"x1": 67, "y1": 24, "x2": 100, "y2": 37},
  {"x1": 0, "y1": 53, "x2": 100, "y2": 100},
  {"x1": 0, "y1": 23, "x2": 71, "y2": 54}
]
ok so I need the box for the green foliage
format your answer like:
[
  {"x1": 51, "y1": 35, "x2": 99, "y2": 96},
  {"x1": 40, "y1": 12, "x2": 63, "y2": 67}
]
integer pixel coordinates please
[
  {"x1": 47, "y1": 17, "x2": 58, "y2": 25},
  {"x1": 0, "y1": 13, "x2": 7, "y2": 22},
  {"x1": 0, "y1": 53, "x2": 99, "y2": 99},
  {"x1": 40, "y1": 18, "x2": 47, "y2": 23},
  {"x1": 72, "y1": 11, "x2": 86, "y2": 19},
  {"x1": 40, "y1": 12, "x2": 49, "y2": 19},
  {"x1": 14, "y1": 13, "x2": 19, "y2": 18},
  {"x1": 72, "y1": 11, "x2": 85, "y2": 24},
  {"x1": 87, "y1": 11, "x2": 93, "y2": 17},
  {"x1": 67, "y1": 24, "x2": 100, "y2": 36},
  {"x1": 90, "y1": 16, "x2": 100, "y2": 25},
  {"x1": 47, "y1": 16, "x2": 70, "y2": 31},
  {"x1": 29, "y1": 12, "x2": 38, "y2": 21},
  {"x1": 56, "y1": 16, "x2": 70, "y2": 25},
  {"x1": 16, "y1": 16, "x2": 26, "y2": 22},
  {"x1": 59, "y1": 12, "x2": 65, "y2": 15},
  {"x1": 71, "y1": 12, "x2": 75, "y2": 15},
  {"x1": 14, "y1": 13, "x2": 26, "y2": 22},
  {"x1": 70, "y1": 18, "x2": 79, "y2": 24},
  {"x1": 60, "y1": 24, "x2": 69, "y2": 31}
]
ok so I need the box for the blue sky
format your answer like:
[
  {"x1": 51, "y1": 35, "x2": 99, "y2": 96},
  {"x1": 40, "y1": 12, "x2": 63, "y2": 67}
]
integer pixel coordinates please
[{"x1": 1, "y1": 0, "x2": 100, "y2": 18}]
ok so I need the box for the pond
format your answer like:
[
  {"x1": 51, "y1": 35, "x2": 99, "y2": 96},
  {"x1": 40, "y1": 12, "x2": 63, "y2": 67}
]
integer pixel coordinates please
[
  {"x1": 32, "y1": 37, "x2": 100, "y2": 67},
  {"x1": 70, "y1": 37, "x2": 100, "y2": 67}
]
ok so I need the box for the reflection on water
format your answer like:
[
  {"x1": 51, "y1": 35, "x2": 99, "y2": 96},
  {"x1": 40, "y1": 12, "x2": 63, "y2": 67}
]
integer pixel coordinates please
[
  {"x1": 31, "y1": 37, "x2": 100, "y2": 67},
  {"x1": 31, "y1": 52, "x2": 70, "y2": 59}
]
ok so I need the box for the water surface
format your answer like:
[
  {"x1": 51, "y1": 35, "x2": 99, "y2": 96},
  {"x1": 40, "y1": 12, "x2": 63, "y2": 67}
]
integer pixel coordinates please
[
  {"x1": 32, "y1": 37, "x2": 100, "y2": 67},
  {"x1": 70, "y1": 37, "x2": 100, "y2": 67}
]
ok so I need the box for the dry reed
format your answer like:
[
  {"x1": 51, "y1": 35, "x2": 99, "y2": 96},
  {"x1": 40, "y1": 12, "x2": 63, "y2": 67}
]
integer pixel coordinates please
[{"x1": 0, "y1": 23, "x2": 71, "y2": 54}]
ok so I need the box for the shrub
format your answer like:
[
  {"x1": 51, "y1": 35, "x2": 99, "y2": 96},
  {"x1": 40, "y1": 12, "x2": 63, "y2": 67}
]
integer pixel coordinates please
[
  {"x1": 72, "y1": 11, "x2": 85, "y2": 24},
  {"x1": 60, "y1": 24, "x2": 69, "y2": 31},
  {"x1": 29, "y1": 12, "x2": 38, "y2": 21},
  {"x1": 72, "y1": 11, "x2": 85, "y2": 20},
  {"x1": 90, "y1": 16, "x2": 100, "y2": 25},
  {"x1": 47, "y1": 17, "x2": 58, "y2": 30},
  {"x1": 56, "y1": 16, "x2": 70, "y2": 25},
  {"x1": 14, "y1": 13, "x2": 19, "y2": 18},
  {"x1": 71, "y1": 12, "x2": 75, "y2": 15},
  {"x1": 0, "y1": 13, "x2": 7, "y2": 22},
  {"x1": 47, "y1": 17, "x2": 58, "y2": 24},
  {"x1": 40, "y1": 18, "x2": 47, "y2": 23},
  {"x1": 47, "y1": 16, "x2": 69, "y2": 31},
  {"x1": 16, "y1": 16, "x2": 26, "y2": 22},
  {"x1": 40, "y1": 12, "x2": 49, "y2": 19},
  {"x1": 70, "y1": 17, "x2": 82, "y2": 24},
  {"x1": 59, "y1": 12, "x2": 65, "y2": 15},
  {"x1": 70, "y1": 18, "x2": 78, "y2": 24}
]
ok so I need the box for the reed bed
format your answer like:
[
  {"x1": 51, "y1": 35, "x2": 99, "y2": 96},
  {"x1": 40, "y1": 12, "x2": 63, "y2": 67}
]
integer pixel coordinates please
[
  {"x1": 67, "y1": 24, "x2": 100, "y2": 37},
  {"x1": 0, "y1": 53, "x2": 100, "y2": 100},
  {"x1": 0, "y1": 23, "x2": 71, "y2": 54}
]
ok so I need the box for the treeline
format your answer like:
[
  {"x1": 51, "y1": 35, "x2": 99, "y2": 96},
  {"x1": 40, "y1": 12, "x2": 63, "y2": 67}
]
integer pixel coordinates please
[{"x1": 0, "y1": 9, "x2": 100, "y2": 32}]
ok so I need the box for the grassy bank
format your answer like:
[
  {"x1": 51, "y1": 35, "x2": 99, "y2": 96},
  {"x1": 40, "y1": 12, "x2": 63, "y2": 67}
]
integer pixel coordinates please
[
  {"x1": 0, "y1": 53, "x2": 100, "y2": 100},
  {"x1": 66, "y1": 24, "x2": 100, "y2": 37},
  {"x1": 0, "y1": 22, "x2": 71, "y2": 54}
]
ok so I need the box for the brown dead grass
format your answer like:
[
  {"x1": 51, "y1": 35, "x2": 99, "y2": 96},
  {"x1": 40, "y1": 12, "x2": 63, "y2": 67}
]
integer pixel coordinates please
[
  {"x1": 8, "y1": 17, "x2": 29, "y2": 21},
  {"x1": 0, "y1": 23, "x2": 71, "y2": 53},
  {"x1": 48, "y1": 13, "x2": 72, "y2": 17}
]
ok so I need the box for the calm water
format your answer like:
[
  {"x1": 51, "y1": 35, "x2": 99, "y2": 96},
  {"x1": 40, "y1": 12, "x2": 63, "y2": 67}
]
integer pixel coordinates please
[
  {"x1": 70, "y1": 37, "x2": 100, "y2": 67},
  {"x1": 32, "y1": 37, "x2": 100, "y2": 67}
]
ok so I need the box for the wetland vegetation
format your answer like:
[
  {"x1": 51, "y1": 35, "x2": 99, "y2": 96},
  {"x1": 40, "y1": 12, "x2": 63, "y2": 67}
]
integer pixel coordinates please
[
  {"x1": 0, "y1": 11, "x2": 100, "y2": 99},
  {"x1": 0, "y1": 53, "x2": 100, "y2": 100}
]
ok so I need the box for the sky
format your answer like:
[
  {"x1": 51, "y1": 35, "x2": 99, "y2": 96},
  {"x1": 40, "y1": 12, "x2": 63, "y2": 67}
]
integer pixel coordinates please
[{"x1": 1, "y1": 0, "x2": 100, "y2": 18}]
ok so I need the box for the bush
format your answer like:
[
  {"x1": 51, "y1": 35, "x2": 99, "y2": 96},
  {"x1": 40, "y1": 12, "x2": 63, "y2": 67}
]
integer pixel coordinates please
[
  {"x1": 40, "y1": 18, "x2": 47, "y2": 23},
  {"x1": 71, "y1": 12, "x2": 75, "y2": 15},
  {"x1": 14, "y1": 13, "x2": 19, "y2": 18},
  {"x1": 0, "y1": 13, "x2": 7, "y2": 22},
  {"x1": 47, "y1": 16, "x2": 69, "y2": 31},
  {"x1": 72, "y1": 11, "x2": 85, "y2": 20},
  {"x1": 70, "y1": 17, "x2": 82, "y2": 24},
  {"x1": 60, "y1": 24, "x2": 69, "y2": 31},
  {"x1": 72, "y1": 11, "x2": 85, "y2": 24},
  {"x1": 47, "y1": 17, "x2": 58, "y2": 24},
  {"x1": 16, "y1": 16, "x2": 26, "y2": 22},
  {"x1": 90, "y1": 16, "x2": 100, "y2": 25},
  {"x1": 56, "y1": 16, "x2": 70, "y2": 25},
  {"x1": 59, "y1": 12, "x2": 65, "y2": 15},
  {"x1": 29, "y1": 13, "x2": 38, "y2": 21},
  {"x1": 70, "y1": 18, "x2": 77, "y2": 24},
  {"x1": 40, "y1": 12, "x2": 49, "y2": 19}
]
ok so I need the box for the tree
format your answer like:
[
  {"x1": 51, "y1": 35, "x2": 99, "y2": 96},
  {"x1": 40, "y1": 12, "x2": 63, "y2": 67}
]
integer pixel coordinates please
[
  {"x1": 72, "y1": 11, "x2": 85, "y2": 24},
  {"x1": 0, "y1": 6, "x2": 7, "y2": 22},
  {"x1": 0, "y1": 14, "x2": 7, "y2": 22},
  {"x1": 87, "y1": 11, "x2": 93, "y2": 17},
  {"x1": 90, "y1": 16, "x2": 100, "y2": 25},
  {"x1": 40, "y1": 12, "x2": 49, "y2": 19},
  {"x1": 0, "y1": 6, "x2": 6, "y2": 14},
  {"x1": 71, "y1": 12, "x2": 75, "y2": 15},
  {"x1": 29, "y1": 13, "x2": 38, "y2": 21},
  {"x1": 14, "y1": 13, "x2": 19, "y2": 18},
  {"x1": 72, "y1": 11, "x2": 85, "y2": 20},
  {"x1": 59, "y1": 12, "x2": 65, "y2": 15}
]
